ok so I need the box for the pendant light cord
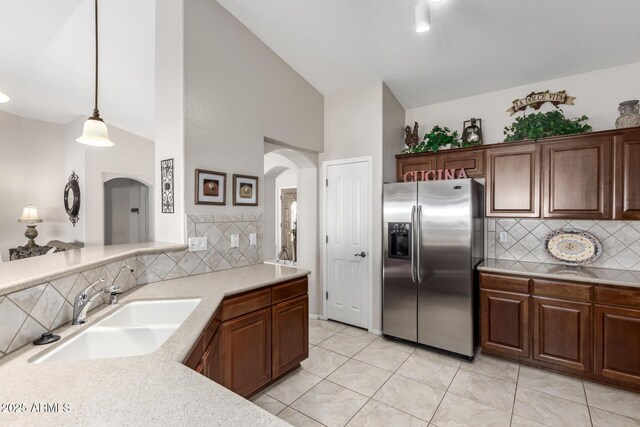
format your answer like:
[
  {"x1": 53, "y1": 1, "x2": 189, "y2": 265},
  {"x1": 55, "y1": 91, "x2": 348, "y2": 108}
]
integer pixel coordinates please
[{"x1": 93, "y1": 0, "x2": 100, "y2": 118}]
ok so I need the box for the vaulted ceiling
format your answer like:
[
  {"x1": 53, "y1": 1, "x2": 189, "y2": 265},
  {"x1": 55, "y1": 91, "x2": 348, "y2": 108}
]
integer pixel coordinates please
[
  {"x1": 217, "y1": 0, "x2": 640, "y2": 108},
  {"x1": 1, "y1": 0, "x2": 639, "y2": 140},
  {"x1": 0, "y1": 0, "x2": 155, "y2": 139}
]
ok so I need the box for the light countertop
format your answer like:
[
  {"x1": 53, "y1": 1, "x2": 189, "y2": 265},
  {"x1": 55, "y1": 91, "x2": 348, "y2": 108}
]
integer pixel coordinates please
[
  {"x1": 0, "y1": 263, "x2": 310, "y2": 426},
  {"x1": 0, "y1": 242, "x2": 186, "y2": 297},
  {"x1": 479, "y1": 258, "x2": 640, "y2": 288}
]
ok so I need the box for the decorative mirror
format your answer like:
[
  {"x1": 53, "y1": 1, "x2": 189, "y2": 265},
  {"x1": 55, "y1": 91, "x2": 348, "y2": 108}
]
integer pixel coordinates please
[{"x1": 64, "y1": 171, "x2": 81, "y2": 226}]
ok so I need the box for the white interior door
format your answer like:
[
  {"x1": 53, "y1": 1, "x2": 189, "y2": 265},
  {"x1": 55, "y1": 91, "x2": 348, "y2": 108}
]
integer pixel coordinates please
[{"x1": 325, "y1": 160, "x2": 370, "y2": 328}]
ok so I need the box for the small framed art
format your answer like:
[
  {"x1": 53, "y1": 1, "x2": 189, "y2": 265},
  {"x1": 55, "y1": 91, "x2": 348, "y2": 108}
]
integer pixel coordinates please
[
  {"x1": 161, "y1": 159, "x2": 174, "y2": 213},
  {"x1": 233, "y1": 174, "x2": 259, "y2": 206},
  {"x1": 195, "y1": 169, "x2": 227, "y2": 205}
]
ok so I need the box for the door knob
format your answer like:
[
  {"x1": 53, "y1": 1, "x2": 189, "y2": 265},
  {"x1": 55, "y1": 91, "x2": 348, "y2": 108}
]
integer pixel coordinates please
[{"x1": 355, "y1": 252, "x2": 367, "y2": 258}]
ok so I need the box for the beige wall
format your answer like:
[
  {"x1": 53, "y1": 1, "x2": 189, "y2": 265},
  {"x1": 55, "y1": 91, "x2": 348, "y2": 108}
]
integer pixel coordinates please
[
  {"x1": 406, "y1": 62, "x2": 640, "y2": 145},
  {"x1": 0, "y1": 110, "x2": 68, "y2": 261},
  {"x1": 183, "y1": 0, "x2": 324, "y2": 216},
  {"x1": 382, "y1": 83, "x2": 406, "y2": 183}
]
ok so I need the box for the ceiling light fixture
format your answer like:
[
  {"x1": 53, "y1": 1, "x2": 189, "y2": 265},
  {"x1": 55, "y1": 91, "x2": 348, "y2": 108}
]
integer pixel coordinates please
[
  {"x1": 0, "y1": 90, "x2": 9, "y2": 103},
  {"x1": 415, "y1": 0, "x2": 431, "y2": 33},
  {"x1": 430, "y1": 0, "x2": 444, "y2": 3},
  {"x1": 77, "y1": 0, "x2": 113, "y2": 147}
]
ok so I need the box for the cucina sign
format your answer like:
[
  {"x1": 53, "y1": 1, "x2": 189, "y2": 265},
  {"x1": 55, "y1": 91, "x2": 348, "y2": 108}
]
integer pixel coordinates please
[{"x1": 403, "y1": 168, "x2": 468, "y2": 182}]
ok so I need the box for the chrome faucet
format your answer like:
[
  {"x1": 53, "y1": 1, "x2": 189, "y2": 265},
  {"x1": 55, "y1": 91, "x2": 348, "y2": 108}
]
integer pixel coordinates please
[
  {"x1": 107, "y1": 265, "x2": 134, "y2": 305},
  {"x1": 72, "y1": 277, "x2": 108, "y2": 325}
]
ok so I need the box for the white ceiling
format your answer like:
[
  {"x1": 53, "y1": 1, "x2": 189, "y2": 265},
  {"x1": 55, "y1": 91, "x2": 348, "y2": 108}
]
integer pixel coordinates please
[
  {"x1": 0, "y1": 0, "x2": 155, "y2": 139},
  {"x1": 216, "y1": 0, "x2": 640, "y2": 108}
]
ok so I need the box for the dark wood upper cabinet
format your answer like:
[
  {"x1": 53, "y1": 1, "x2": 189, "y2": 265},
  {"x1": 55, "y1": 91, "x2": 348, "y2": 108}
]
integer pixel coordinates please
[
  {"x1": 541, "y1": 135, "x2": 612, "y2": 219},
  {"x1": 533, "y1": 296, "x2": 591, "y2": 373},
  {"x1": 485, "y1": 144, "x2": 540, "y2": 218},
  {"x1": 436, "y1": 149, "x2": 484, "y2": 178},
  {"x1": 396, "y1": 153, "x2": 436, "y2": 182},
  {"x1": 594, "y1": 305, "x2": 640, "y2": 385},
  {"x1": 219, "y1": 308, "x2": 272, "y2": 397},
  {"x1": 480, "y1": 289, "x2": 530, "y2": 358},
  {"x1": 272, "y1": 295, "x2": 309, "y2": 379},
  {"x1": 614, "y1": 129, "x2": 640, "y2": 219}
]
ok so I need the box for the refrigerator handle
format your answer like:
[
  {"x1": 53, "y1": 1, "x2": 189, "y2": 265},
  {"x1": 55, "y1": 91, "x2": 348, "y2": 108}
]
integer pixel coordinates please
[
  {"x1": 411, "y1": 205, "x2": 417, "y2": 283},
  {"x1": 417, "y1": 205, "x2": 423, "y2": 284}
]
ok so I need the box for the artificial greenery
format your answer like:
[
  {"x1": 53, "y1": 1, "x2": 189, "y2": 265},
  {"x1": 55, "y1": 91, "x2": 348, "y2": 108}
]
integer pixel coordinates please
[
  {"x1": 503, "y1": 109, "x2": 592, "y2": 142},
  {"x1": 403, "y1": 125, "x2": 474, "y2": 154}
]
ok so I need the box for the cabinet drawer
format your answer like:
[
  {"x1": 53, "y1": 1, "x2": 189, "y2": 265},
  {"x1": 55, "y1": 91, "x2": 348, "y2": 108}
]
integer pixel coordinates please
[
  {"x1": 220, "y1": 288, "x2": 271, "y2": 321},
  {"x1": 595, "y1": 286, "x2": 640, "y2": 309},
  {"x1": 272, "y1": 277, "x2": 308, "y2": 304},
  {"x1": 480, "y1": 273, "x2": 530, "y2": 293},
  {"x1": 533, "y1": 279, "x2": 592, "y2": 303}
]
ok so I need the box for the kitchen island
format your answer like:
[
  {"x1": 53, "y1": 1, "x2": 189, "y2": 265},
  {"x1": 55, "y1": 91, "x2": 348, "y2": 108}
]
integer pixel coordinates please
[{"x1": 0, "y1": 263, "x2": 309, "y2": 426}]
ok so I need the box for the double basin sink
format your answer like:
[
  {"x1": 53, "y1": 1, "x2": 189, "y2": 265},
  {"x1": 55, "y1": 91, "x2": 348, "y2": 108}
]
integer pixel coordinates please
[{"x1": 32, "y1": 299, "x2": 201, "y2": 363}]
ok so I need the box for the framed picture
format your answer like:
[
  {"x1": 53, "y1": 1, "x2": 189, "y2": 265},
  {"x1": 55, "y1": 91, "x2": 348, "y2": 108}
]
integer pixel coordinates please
[
  {"x1": 161, "y1": 159, "x2": 174, "y2": 213},
  {"x1": 233, "y1": 174, "x2": 259, "y2": 206},
  {"x1": 195, "y1": 169, "x2": 227, "y2": 205}
]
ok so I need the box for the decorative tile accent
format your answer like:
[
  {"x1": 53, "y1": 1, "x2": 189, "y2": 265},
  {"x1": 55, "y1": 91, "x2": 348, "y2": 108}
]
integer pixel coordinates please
[
  {"x1": 487, "y1": 219, "x2": 640, "y2": 271},
  {"x1": 0, "y1": 212, "x2": 265, "y2": 362}
]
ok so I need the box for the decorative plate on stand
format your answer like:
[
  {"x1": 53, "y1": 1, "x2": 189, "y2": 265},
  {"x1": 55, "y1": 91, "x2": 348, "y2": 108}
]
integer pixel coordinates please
[{"x1": 544, "y1": 228, "x2": 602, "y2": 265}]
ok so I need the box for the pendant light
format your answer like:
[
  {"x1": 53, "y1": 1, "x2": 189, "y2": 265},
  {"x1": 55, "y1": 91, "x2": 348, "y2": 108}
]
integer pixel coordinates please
[
  {"x1": 415, "y1": 0, "x2": 431, "y2": 33},
  {"x1": 77, "y1": 0, "x2": 113, "y2": 147},
  {"x1": 0, "y1": 90, "x2": 9, "y2": 103}
]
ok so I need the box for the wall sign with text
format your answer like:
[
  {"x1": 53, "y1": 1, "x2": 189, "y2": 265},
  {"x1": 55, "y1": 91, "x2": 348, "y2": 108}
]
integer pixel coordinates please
[
  {"x1": 507, "y1": 90, "x2": 576, "y2": 116},
  {"x1": 403, "y1": 168, "x2": 469, "y2": 182}
]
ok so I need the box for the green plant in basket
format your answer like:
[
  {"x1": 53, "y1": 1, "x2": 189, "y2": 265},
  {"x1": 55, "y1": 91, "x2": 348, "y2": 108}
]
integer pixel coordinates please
[
  {"x1": 403, "y1": 126, "x2": 468, "y2": 154},
  {"x1": 503, "y1": 109, "x2": 591, "y2": 142}
]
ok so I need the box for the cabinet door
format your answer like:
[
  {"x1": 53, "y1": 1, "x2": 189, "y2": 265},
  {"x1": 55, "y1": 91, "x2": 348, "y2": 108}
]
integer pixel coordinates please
[
  {"x1": 220, "y1": 308, "x2": 272, "y2": 397},
  {"x1": 481, "y1": 289, "x2": 530, "y2": 357},
  {"x1": 533, "y1": 297, "x2": 591, "y2": 372},
  {"x1": 272, "y1": 295, "x2": 309, "y2": 379},
  {"x1": 486, "y1": 145, "x2": 540, "y2": 217},
  {"x1": 614, "y1": 130, "x2": 640, "y2": 219},
  {"x1": 436, "y1": 149, "x2": 484, "y2": 178},
  {"x1": 202, "y1": 330, "x2": 222, "y2": 383},
  {"x1": 594, "y1": 305, "x2": 640, "y2": 385},
  {"x1": 396, "y1": 154, "x2": 437, "y2": 182},
  {"x1": 542, "y1": 136, "x2": 612, "y2": 218}
]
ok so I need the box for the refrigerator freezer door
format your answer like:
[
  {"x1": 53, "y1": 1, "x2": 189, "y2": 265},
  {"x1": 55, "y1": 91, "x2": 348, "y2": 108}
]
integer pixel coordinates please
[
  {"x1": 417, "y1": 179, "x2": 475, "y2": 356},
  {"x1": 383, "y1": 182, "x2": 417, "y2": 342}
]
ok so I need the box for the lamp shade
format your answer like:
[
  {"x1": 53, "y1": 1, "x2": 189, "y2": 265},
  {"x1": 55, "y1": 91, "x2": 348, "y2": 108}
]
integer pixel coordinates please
[
  {"x1": 0, "y1": 90, "x2": 9, "y2": 103},
  {"x1": 76, "y1": 117, "x2": 114, "y2": 147},
  {"x1": 18, "y1": 205, "x2": 43, "y2": 224}
]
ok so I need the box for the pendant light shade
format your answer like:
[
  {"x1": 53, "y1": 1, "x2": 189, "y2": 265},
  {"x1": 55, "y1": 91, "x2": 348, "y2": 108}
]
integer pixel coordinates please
[
  {"x1": 77, "y1": 116, "x2": 113, "y2": 147},
  {"x1": 415, "y1": 0, "x2": 431, "y2": 33},
  {"x1": 77, "y1": 0, "x2": 113, "y2": 147},
  {"x1": 0, "y1": 90, "x2": 9, "y2": 103}
]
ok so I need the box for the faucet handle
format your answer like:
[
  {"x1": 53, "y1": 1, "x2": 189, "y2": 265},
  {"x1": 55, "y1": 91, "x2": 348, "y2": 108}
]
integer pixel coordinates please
[{"x1": 103, "y1": 285, "x2": 123, "y2": 305}]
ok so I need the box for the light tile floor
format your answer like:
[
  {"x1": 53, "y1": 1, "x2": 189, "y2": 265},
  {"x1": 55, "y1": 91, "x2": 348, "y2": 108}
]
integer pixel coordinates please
[{"x1": 252, "y1": 319, "x2": 640, "y2": 427}]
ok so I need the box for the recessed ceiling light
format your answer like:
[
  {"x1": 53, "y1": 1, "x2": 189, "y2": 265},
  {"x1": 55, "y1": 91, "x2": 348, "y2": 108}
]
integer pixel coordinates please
[
  {"x1": 415, "y1": 0, "x2": 431, "y2": 33},
  {"x1": 0, "y1": 90, "x2": 9, "y2": 103},
  {"x1": 430, "y1": 0, "x2": 444, "y2": 3}
]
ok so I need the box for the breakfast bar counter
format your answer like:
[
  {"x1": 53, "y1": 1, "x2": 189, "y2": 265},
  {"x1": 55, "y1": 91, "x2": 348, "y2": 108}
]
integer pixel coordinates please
[{"x1": 0, "y1": 263, "x2": 309, "y2": 426}]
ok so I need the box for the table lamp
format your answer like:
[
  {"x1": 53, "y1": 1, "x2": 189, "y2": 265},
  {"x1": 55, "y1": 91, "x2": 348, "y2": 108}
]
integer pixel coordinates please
[{"x1": 18, "y1": 205, "x2": 43, "y2": 248}]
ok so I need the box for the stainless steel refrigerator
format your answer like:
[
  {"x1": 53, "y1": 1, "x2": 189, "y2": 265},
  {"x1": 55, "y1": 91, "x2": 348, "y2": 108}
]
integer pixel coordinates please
[{"x1": 383, "y1": 179, "x2": 484, "y2": 358}]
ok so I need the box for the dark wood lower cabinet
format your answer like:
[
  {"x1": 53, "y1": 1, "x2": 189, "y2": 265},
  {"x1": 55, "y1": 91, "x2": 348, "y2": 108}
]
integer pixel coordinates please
[
  {"x1": 594, "y1": 305, "x2": 640, "y2": 384},
  {"x1": 480, "y1": 289, "x2": 530, "y2": 357},
  {"x1": 480, "y1": 272, "x2": 640, "y2": 392},
  {"x1": 186, "y1": 276, "x2": 309, "y2": 398},
  {"x1": 220, "y1": 308, "x2": 272, "y2": 396},
  {"x1": 533, "y1": 297, "x2": 591, "y2": 372},
  {"x1": 272, "y1": 295, "x2": 309, "y2": 379}
]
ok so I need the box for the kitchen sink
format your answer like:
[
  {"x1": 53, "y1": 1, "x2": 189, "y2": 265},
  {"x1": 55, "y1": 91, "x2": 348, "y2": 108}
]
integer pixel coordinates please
[{"x1": 32, "y1": 299, "x2": 201, "y2": 363}]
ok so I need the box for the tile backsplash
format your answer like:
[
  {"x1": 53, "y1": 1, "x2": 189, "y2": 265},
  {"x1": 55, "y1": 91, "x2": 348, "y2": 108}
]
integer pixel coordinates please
[
  {"x1": 0, "y1": 212, "x2": 264, "y2": 361},
  {"x1": 487, "y1": 219, "x2": 640, "y2": 271}
]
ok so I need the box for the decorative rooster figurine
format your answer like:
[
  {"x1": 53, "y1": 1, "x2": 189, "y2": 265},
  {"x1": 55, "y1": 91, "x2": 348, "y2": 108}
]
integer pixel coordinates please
[{"x1": 404, "y1": 122, "x2": 420, "y2": 149}]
